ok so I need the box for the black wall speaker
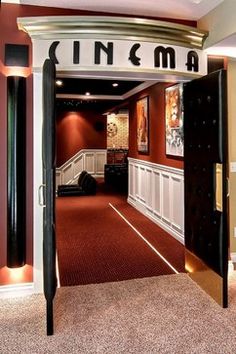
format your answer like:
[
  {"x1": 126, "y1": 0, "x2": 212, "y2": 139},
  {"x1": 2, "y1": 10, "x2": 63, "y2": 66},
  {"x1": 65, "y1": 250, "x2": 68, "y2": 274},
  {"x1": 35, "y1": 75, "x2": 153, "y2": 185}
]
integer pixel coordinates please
[
  {"x1": 5, "y1": 44, "x2": 29, "y2": 67},
  {"x1": 7, "y1": 76, "x2": 26, "y2": 268},
  {"x1": 94, "y1": 121, "x2": 105, "y2": 132}
]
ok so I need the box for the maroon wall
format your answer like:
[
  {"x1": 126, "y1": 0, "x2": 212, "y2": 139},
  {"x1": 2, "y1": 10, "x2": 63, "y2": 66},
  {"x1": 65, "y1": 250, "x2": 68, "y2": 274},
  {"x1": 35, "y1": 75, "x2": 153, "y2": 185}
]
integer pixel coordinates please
[
  {"x1": 0, "y1": 3, "x2": 194, "y2": 285},
  {"x1": 128, "y1": 82, "x2": 184, "y2": 170},
  {"x1": 56, "y1": 110, "x2": 107, "y2": 167}
]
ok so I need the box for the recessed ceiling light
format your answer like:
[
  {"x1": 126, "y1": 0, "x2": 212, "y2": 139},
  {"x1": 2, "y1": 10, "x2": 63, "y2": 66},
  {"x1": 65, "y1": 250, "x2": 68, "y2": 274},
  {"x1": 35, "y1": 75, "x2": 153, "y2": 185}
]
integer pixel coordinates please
[
  {"x1": 85, "y1": 92, "x2": 90, "y2": 96},
  {"x1": 56, "y1": 79, "x2": 63, "y2": 86},
  {"x1": 112, "y1": 83, "x2": 119, "y2": 87}
]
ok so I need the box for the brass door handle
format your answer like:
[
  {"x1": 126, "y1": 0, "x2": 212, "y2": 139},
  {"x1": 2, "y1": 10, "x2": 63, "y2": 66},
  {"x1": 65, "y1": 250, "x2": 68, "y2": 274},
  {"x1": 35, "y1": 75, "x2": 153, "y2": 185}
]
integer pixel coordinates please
[
  {"x1": 215, "y1": 163, "x2": 223, "y2": 212},
  {"x1": 227, "y1": 177, "x2": 230, "y2": 198}
]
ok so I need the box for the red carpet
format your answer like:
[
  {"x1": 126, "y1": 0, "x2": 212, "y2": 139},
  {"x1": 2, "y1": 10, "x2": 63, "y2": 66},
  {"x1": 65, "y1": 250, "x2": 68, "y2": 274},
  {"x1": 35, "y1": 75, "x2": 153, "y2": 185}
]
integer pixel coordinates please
[{"x1": 56, "y1": 181, "x2": 185, "y2": 286}]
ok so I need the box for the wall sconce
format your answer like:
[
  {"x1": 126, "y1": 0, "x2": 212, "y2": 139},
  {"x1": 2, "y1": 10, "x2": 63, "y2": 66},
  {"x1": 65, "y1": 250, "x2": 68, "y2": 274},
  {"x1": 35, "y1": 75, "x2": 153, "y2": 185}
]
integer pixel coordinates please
[{"x1": 7, "y1": 76, "x2": 26, "y2": 268}]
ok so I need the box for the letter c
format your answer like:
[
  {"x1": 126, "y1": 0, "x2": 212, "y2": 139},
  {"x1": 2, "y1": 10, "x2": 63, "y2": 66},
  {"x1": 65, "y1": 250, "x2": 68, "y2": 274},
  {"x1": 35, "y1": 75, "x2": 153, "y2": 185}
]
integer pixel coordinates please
[
  {"x1": 49, "y1": 41, "x2": 60, "y2": 64},
  {"x1": 129, "y1": 43, "x2": 141, "y2": 66}
]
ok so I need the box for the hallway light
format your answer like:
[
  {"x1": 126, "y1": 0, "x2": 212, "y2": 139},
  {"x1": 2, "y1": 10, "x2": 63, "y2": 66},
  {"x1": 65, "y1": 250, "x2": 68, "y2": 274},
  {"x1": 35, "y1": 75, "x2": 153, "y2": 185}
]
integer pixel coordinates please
[
  {"x1": 7, "y1": 76, "x2": 26, "y2": 268},
  {"x1": 56, "y1": 79, "x2": 63, "y2": 86}
]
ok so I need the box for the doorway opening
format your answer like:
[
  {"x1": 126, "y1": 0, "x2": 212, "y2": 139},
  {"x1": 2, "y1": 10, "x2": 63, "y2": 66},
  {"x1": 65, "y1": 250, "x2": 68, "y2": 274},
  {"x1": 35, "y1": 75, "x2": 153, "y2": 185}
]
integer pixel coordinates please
[{"x1": 54, "y1": 75, "x2": 186, "y2": 287}]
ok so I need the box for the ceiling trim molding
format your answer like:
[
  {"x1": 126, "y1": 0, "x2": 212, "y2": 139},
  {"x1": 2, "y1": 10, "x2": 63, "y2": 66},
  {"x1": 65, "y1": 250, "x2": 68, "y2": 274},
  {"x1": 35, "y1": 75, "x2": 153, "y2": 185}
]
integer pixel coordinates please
[
  {"x1": 56, "y1": 93, "x2": 123, "y2": 100},
  {"x1": 17, "y1": 16, "x2": 208, "y2": 49}
]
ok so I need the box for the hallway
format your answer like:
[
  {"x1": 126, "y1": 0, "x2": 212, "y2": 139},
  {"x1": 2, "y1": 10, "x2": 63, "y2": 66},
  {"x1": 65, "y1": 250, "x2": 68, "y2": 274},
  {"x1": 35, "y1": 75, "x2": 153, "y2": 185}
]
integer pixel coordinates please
[{"x1": 56, "y1": 180, "x2": 185, "y2": 286}]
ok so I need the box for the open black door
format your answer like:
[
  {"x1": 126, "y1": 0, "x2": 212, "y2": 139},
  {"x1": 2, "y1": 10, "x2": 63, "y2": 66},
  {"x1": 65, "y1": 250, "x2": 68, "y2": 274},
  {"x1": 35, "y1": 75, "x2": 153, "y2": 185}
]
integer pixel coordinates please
[
  {"x1": 42, "y1": 58, "x2": 57, "y2": 334},
  {"x1": 184, "y1": 70, "x2": 228, "y2": 307}
]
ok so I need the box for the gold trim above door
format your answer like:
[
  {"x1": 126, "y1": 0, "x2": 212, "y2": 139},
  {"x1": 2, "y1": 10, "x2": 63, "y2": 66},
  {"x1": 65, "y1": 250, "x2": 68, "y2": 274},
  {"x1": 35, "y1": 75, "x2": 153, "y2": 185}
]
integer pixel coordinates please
[{"x1": 17, "y1": 16, "x2": 208, "y2": 48}]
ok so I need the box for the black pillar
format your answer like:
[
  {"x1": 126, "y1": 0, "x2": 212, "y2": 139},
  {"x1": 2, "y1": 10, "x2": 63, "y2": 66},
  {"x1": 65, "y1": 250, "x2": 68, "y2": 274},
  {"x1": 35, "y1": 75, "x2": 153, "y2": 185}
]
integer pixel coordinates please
[{"x1": 7, "y1": 76, "x2": 26, "y2": 268}]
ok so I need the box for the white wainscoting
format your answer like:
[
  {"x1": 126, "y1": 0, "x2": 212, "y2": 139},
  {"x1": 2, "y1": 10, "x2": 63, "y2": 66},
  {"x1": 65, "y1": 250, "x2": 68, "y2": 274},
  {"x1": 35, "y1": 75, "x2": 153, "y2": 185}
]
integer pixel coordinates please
[
  {"x1": 56, "y1": 149, "x2": 107, "y2": 188},
  {"x1": 128, "y1": 158, "x2": 184, "y2": 244}
]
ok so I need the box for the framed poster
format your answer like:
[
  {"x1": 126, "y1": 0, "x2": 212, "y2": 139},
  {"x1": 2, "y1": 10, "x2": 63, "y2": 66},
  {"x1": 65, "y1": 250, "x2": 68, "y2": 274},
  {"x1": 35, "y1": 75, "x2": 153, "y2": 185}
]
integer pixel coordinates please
[
  {"x1": 165, "y1": 83, "x2": 184, "y2": 157},
  {"x1": 137, "y1": 96, "x2": 149, "y2": 153}
]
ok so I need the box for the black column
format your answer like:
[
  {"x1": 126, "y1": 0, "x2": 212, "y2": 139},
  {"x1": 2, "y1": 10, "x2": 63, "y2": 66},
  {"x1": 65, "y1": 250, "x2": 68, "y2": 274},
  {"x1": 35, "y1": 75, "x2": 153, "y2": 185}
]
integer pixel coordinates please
[{"x1": 7, "y1": 76, "x2": 26, "y2": 268}]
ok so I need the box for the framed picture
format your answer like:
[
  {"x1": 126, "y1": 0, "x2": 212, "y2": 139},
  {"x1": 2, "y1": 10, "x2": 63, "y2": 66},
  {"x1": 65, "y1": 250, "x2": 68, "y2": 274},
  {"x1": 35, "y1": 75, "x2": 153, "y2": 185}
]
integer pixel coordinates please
[
  {"x1": 165, "y1": 83, "x2": 184, "y2": 157},
  {"x1": 137, "y1": 96, "x2": 149, "y2": 153}
]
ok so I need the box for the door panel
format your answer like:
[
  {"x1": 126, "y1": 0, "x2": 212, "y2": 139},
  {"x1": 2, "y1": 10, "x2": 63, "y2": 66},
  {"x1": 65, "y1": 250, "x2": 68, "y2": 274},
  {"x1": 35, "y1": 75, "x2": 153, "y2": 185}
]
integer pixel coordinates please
[
  {"x1": 184, "y1": 70, "x2": 228, "y2": 307},
  {"x1": 42, "y1": 58, "x2": 57, "y2": 335}
]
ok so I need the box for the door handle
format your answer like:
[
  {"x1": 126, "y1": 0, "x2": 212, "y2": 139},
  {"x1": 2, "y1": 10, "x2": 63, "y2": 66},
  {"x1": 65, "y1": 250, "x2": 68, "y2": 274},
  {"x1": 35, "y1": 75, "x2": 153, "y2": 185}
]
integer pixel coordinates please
[
  {"x1": 214, "y1": 163, "x2": 223, "y2": 212},
  {"x1": 38, "y1": 184, "x2": 46, "y2": 207},
  {"x1": 227, "y1": 177, "x2": 230, "y2": 198}
]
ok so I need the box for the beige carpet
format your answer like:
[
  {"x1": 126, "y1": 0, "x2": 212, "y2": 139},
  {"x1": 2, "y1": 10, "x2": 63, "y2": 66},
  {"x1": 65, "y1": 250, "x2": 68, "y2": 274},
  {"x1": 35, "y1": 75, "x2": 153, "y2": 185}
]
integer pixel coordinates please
[{"x1": 1, "y1": 273, "x2": 236, "y2": 353}]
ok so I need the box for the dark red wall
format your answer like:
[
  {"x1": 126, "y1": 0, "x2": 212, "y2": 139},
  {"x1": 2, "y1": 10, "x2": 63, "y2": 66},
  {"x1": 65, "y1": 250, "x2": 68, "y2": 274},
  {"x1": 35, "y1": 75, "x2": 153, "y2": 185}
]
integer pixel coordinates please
[
  {"x1": 56, "y1": 110, "x2": 107, "y2": 167},
  {"x1": 0, "y1": 3, "x2": 194, "y2": 285},
  {"x1": 128, "y1": 82, "x2": 184, "y2": 169}
]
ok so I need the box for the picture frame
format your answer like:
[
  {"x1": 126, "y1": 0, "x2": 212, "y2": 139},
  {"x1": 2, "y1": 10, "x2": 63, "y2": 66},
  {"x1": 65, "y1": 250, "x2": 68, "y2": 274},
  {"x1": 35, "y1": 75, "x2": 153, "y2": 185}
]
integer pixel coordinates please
[
  {"x1": 165, "y1": 83, "x2": 184, "y2": 157},
  {"x1": 137, "y1": 96, "x2": 149, "y2": 154}
]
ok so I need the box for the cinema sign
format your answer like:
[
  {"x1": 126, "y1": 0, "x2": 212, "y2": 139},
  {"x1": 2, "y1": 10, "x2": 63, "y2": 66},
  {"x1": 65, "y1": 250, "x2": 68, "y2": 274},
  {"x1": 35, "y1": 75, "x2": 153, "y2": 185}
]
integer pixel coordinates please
[{"x1": 33, "y1": 39, "x2": 207, "y2": 76}]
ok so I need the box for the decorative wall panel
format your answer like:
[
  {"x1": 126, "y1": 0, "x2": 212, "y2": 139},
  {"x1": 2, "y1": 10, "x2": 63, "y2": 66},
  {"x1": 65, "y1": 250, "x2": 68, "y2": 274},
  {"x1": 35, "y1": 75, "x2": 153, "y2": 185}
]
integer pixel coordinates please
[
  {"x1": 73, "y1": 155, "x2": 84, "y2": 179},
  {"x1": 153, "y1": 171, "x2": 161, "y2": 217},
  {"x1": 84, "y1": 153, "x2": 95, "y2": 174},
  {"x1": 128, "y1": 158, "x2": 184, "y2": 243},
  {"x1": 162, "y1": 173, "x2": 171, "y2": 225},
  {"x1": 96, "y1": 152, "x2": 106, "y2": 174}
]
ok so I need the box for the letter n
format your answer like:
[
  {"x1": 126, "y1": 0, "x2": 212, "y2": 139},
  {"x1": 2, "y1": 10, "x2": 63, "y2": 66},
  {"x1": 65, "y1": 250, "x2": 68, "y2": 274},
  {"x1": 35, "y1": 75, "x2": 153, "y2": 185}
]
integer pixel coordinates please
[{"x1": 94, "y1": 42, "x2": 113, "y2": 65}]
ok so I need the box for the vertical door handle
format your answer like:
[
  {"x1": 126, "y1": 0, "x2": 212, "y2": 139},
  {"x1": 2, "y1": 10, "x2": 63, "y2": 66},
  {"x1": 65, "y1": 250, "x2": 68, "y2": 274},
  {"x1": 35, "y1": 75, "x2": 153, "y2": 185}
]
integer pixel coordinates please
[
  {"x1": 214, "y1": 163, "x2": 223, "y2": 212},
  {"x1": 38, "y1": 184, "x2": 46, "y2": 207},
  {"x1": 227, "y1": 177, "x2": 230, "y2": 197}
]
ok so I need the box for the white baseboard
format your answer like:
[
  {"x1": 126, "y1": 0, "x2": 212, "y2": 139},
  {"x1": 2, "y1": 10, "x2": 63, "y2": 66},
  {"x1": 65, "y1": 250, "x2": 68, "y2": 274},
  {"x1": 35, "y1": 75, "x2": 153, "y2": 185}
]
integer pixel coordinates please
[{"x1": 0, "y1": 282, "x2": 34, "y2": 299}]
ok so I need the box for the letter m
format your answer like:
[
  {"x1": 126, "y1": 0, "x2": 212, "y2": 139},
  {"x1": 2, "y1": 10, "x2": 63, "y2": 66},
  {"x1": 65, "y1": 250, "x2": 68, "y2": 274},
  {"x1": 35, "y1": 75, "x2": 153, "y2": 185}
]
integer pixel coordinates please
[{"x1": 154, "y1": 46, "x2": 175, "y2": 69}]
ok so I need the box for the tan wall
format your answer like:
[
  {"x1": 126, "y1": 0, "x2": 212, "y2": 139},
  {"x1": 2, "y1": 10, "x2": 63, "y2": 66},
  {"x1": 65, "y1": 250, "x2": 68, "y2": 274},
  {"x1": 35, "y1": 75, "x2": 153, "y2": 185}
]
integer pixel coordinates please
[
  {"x1": 198, "y1": 0, "x2": 236, "y2": 48},
  {"x1": 107, "y1": 114, "x2": 129, "y2": 149},
  {"x1": 228, "y1": 59, "x2": 236, "y2": 255}
]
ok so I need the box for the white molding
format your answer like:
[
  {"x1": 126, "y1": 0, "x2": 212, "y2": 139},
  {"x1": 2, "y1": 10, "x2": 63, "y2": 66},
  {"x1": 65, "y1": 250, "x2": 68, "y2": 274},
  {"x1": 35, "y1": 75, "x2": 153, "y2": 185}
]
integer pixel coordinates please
[
  {"x1": 2, "y1": 0, "x2": 20, "y2": 3},
  {"x1": 56, "y1": 149, "x2": 107, "y2": 188},
  {"x1": 128, "y1": 157, "x2": 184, "y2": 176},
  {"x1": 33, "y1": 72, "x2": 44, "y2": 294},
  {"x1": 0, "y1": 283, "x2": 34, "y2": 299},
  {"x1": 128, "y1": 158, "x2": 184, "y2": 244},
  {"x1": 56, "y1": 94, "x2": 123, "y2": 100}
]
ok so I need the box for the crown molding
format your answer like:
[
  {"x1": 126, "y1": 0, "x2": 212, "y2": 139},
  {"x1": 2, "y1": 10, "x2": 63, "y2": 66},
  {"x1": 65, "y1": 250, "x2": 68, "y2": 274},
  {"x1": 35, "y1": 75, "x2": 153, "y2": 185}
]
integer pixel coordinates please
[{"x1": 17, "y1": 16, "x2": 208, "y2": 49}]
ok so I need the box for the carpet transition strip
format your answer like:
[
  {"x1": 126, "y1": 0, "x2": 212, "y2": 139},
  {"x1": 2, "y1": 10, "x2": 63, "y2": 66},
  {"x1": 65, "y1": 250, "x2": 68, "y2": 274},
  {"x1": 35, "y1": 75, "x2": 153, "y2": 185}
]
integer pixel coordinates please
[{"x1": 109, "y1": 202, "x2": 179, "y2": 274}]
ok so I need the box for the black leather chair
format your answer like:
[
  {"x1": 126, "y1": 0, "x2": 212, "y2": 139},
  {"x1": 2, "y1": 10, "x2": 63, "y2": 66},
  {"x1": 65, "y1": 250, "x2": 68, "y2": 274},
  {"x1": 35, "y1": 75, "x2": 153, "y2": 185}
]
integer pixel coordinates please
[
  {"x1": 57, "y1": 171, "x2": 97, "y2": 196},
  {"x1": 57, "y1": 170, "x2": 87, "y2": 192}
]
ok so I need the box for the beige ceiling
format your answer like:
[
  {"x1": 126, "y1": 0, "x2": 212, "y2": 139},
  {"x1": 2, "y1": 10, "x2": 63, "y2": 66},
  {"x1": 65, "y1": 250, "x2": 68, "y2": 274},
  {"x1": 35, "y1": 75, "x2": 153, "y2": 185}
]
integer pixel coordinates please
[{"x1": 3, "y1": 0, "x2": 224, "y2": 21}]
